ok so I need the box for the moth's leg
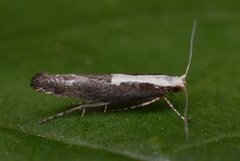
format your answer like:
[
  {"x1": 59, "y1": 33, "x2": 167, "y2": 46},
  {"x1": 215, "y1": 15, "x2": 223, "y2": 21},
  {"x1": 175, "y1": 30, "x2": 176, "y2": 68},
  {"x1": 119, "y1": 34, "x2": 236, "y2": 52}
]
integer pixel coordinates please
[
  {"x1": 81, "y1": 108, "x2": 86, "y2": 117},
  {"x1": 112, "y1": 97, "x2": 160, "y2": 112},
  {"x1": 162, "y1": 97, "x2": 185, "y2": 121},
  {"x1": 39, "y1": 102, "x2": 109, "y2": 124},
  {"x1": 104, "y1": 104, "x2": 108, "y2": 113}
]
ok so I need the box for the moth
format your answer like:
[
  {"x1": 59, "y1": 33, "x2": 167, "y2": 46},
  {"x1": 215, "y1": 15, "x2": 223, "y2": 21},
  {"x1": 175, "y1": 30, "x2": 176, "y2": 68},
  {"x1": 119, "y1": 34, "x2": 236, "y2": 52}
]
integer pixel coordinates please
[{"x1": 31, "y1": 21, "x2": 197, "y2": 140}]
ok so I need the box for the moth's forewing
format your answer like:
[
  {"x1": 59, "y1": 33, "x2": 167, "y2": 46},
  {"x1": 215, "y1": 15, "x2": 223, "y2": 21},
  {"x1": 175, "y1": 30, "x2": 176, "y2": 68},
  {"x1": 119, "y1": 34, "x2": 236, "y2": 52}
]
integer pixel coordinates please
[{"x1": 31, "y1": 73, "x2": 183, "y2": 103}]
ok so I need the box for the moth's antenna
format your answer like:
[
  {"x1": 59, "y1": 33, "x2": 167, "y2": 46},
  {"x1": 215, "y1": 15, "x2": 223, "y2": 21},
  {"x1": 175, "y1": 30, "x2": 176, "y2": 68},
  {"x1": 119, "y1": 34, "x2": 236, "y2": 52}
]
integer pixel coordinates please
[
  {"x1": 183, "y1": 20, "x2": 197, "y2": 141},
  {"x1": 183, "y1": 87, "x2": 189, "y2": 141},
  {"x1": 184, "y1": 20, "x2": 197, "y2": 78}
]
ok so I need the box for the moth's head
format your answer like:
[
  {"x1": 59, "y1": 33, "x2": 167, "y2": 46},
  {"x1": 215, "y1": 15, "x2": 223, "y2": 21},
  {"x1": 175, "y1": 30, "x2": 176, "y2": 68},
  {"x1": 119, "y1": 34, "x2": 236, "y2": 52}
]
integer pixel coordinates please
[
  {"x1": 170, "y1": 75, "x2": 186, "y2": 89},
  {"x1": 181, "y1": 75, "x2": 187, "y2": 87}
]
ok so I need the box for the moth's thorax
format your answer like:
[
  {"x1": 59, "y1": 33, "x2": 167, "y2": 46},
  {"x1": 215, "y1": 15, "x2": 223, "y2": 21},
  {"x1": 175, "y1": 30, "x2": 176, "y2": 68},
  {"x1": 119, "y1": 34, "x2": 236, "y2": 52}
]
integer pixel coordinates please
[{"x1": 111, "y1": 74, "x2": 186, "y2": 88}]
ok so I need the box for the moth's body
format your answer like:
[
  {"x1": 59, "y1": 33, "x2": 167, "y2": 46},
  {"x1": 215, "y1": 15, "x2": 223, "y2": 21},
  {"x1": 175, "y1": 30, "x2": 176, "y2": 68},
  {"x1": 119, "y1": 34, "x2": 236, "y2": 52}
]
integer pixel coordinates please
[
  {"x1": 31, "y1": 21, "x2": 197, "y2": 140},
  {"x1": 31, "y1": 73, "x2": 185, "y2": 103}
]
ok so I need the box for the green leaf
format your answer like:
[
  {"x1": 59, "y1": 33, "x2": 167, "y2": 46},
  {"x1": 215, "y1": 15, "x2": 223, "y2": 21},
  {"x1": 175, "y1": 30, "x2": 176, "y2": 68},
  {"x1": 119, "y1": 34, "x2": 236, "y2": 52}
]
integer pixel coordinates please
[{"x1": 1, "y1": 0, "x2": 240, "y2": 161}]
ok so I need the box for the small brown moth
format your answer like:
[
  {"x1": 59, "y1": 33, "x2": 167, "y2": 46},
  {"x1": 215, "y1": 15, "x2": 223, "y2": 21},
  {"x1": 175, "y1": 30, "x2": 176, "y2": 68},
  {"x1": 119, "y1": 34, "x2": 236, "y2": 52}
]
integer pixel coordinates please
[{"x1": 31, "y1": 21, "x2": 197, "y2": 140}]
